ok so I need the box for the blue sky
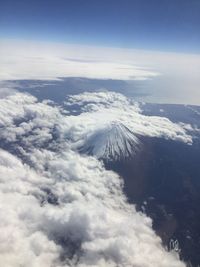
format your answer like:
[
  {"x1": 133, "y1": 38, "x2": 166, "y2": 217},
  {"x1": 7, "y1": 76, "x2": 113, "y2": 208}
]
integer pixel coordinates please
[{"x1": 0, "y1": 0, "x2": 200, "y2": 53}]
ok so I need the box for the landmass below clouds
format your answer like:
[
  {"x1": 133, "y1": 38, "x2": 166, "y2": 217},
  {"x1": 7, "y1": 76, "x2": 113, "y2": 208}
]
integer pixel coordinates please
[{"x1": 0, "y1": 88, "x2": 193, "y2": 267}]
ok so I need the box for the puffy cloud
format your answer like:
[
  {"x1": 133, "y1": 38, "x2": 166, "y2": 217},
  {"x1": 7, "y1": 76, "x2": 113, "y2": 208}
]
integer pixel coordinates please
[
  {"x1": 0, "y1": 90, "x2": 192, "y2": 154},
  {"x1": 0, "y1": 148, "x2": 185, "y2": 267},
  {"x1": 63, "y1": 91, "x2": 192, "y2": 148},
  {"x1": 0, "y1": 149, "x2": 61, "y2": 267},
  {"x1": 0, "y1": 89, "x2": 190, "y2": 267}
]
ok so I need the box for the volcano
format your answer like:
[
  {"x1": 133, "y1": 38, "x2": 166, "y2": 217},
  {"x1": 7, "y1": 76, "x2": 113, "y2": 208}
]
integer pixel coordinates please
[{"x1": 79, "y1": 121, "x2": 141, "y2": 161}]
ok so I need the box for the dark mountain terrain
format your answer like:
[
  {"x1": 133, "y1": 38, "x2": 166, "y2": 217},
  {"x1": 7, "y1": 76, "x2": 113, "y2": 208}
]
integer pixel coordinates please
[{"x1": 79, "y1": 100, "x2": 200, "y2": 266}]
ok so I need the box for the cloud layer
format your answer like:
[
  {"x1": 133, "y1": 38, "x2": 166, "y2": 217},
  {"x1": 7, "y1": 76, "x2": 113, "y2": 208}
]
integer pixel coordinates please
[
  {"x1": 0, "y1": 88, "x2": 192, "y2": 266},
  {"x1": 2, "y1": 39, "x2": 200, "y2": 104},
  {"x1": 0, "y1": 40, "x2": 158, "y2": 81}
]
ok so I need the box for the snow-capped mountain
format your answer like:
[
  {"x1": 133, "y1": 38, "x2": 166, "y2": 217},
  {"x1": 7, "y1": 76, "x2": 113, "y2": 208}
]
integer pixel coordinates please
[{"x1": 79, "y1": 121, "x2": 141, "y2": 161}]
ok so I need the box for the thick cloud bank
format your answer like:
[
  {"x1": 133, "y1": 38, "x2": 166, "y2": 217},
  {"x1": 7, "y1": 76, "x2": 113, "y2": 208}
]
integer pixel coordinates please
[
  {"x1": 0, "y1": 90, "x2": 191, "y2": 267},
  {"x1": 0, "y1": 41, "x2": 158, "y2": 81}
]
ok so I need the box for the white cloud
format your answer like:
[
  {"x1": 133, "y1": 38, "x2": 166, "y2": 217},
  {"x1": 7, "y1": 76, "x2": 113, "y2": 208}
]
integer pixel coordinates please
[
  {"x1": 2, "y1": 39, "x2": 200, "y2": 104},
  {"x1": 63, "y1": 91, "x2": 192, "y2": 145},
  {"x1": 0, "y1": 40, "x2": 158, "y2": 81},
  {"x1": 0, "y1": 89, "x2": 192, "y2": 266},
  {"x1": 0, "y1": 90, "x2": 192, "y2": 157},
  {"x1": 0, "y1": 147, "x2": 185, "y2": 267}
]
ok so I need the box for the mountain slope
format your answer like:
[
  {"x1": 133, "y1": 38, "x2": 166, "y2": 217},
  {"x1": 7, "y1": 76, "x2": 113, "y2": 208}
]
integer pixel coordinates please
[{"x1": 80, "y1": 121, "x2": 141, "y2": 161}]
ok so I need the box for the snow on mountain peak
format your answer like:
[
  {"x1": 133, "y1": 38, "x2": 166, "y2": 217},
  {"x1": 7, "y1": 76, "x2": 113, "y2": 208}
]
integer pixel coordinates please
[{"x1": 79, "y1": 121, "x2": 141, "y2": 161}]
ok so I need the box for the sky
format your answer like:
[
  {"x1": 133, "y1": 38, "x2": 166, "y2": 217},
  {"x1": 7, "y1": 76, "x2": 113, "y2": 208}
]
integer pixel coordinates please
[
  {"x1": 0, "y1": 0, "x2": 200, "y2": 53},
  {"x1": 0, "y1": 0, "x2": 200, "y2": 104}
]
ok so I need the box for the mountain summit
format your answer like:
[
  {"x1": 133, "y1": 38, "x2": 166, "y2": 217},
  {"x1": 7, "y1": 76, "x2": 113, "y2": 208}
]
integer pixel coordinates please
[{"x1": 80, "y1": 122, "x2": 141, "y2": 161}]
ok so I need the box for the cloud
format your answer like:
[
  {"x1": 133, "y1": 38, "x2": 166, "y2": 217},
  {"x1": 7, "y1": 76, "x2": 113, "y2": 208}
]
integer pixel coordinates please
[
  {"x1": 0, "y1": 89, "x2": 191, "y2": 266},
  {"x1": 0, "y1": 148, "x2": 185, "y2": 267},
  {"x1": 0, "y1": 149, "x2": 61, "y2": 267},
  {"x1": 0, "y1": 81, "x2": 17, "y2": 98},
  {"x1": 2, "y1": 39, "x2": 200, "y2": 104},
  {"x1": 63, "y1": 91, "x2": 192, "y2": 145},
  {"x1": 0, "y1": 40, "x2": 158, "y2": 81},
  {"x1": 0, "y1": 90, "x2": 192, "y2": 157}
]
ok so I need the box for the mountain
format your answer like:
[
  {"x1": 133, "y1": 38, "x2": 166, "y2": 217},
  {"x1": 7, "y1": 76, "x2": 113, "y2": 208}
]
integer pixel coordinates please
[{"x1": 79, "y1": 121, "x2": 141, "y2": 161}]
